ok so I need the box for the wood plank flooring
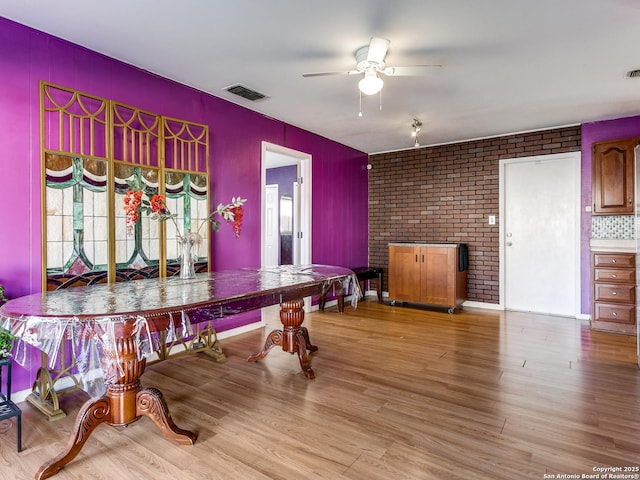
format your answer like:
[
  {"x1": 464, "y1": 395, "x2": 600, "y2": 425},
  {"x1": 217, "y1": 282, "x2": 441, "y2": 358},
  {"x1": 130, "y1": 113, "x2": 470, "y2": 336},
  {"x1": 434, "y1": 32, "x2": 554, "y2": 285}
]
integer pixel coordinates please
[{"x1": 1, "y1": 300, "x2": 638, "y2": 480}]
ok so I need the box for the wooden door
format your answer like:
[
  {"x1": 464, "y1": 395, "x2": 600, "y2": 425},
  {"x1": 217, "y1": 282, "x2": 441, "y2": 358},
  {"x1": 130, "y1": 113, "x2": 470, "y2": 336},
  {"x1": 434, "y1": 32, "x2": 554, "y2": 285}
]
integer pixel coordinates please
[
  {"x1": 592, "y1": 138, "x2": 638, "y2": 215},
  {"x1": 422, "y1": 247, "x2": 455, "y2": 306},
  {"x1": 388, "y1": 245, "x2": 421, "y2": 302}
]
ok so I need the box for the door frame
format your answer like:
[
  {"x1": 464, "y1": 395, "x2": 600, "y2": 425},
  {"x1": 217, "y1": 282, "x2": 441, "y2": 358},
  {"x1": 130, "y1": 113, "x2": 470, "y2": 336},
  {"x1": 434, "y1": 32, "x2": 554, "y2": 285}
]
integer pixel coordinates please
[
  {"x1": 261, "y1": 142, "x2": 311, "y2": 268},
  {"x1": 498, "y1": 151, "x2": 581, "y2": 315}
]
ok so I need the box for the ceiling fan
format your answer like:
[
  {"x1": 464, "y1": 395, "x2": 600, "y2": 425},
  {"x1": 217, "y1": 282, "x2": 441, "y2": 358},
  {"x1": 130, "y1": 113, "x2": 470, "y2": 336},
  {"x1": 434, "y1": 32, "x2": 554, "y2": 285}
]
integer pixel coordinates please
[{"x1": 303, "y1": 37, "x2": 440, "y2": 95}]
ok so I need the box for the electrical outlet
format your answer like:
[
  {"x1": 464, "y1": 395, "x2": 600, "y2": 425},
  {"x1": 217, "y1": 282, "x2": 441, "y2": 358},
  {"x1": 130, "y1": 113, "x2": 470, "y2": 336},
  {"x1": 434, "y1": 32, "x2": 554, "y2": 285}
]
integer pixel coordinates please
[{"x1": 488, "y1": 215, "x2": 496, "y2": 225}]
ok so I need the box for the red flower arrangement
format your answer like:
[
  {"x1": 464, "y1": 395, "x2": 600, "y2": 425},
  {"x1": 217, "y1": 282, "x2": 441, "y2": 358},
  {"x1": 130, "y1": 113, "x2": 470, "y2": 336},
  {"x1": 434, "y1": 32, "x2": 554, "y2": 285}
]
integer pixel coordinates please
[{"x1": 123, "y1": 177, "x2": 246, "y2": 239}]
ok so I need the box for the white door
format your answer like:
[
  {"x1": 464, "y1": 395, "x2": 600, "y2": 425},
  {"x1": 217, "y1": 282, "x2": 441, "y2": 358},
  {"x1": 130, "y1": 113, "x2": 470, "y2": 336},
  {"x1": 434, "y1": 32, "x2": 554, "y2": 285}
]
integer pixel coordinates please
[
  {"x1": 501, "y1": 153, "x2": 580, "y2": 316},
  {"x1": 292, "y1": 180, "x2": 301, "y2": 265},
  {"x1": 264, "y1": 184, "x2": 279, "y2": 267}
]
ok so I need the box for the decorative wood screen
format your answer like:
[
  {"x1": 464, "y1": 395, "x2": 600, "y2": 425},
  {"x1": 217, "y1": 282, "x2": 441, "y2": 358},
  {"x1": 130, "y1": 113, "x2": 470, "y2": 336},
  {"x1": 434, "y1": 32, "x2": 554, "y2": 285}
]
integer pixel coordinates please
[{"x1": 40, "y1": 82, "x2": 210, "y2": 290}]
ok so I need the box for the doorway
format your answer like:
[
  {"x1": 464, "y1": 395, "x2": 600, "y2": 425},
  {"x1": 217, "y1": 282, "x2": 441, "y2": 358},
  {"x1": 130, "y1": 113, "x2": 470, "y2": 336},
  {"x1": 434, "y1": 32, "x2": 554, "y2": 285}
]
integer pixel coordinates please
[
  {"x1": 499, "y1": 152, "x2": 580, "y2": 316},
  {"x1": 261, "y1": 142, "x2": 312, "y2": 267}
]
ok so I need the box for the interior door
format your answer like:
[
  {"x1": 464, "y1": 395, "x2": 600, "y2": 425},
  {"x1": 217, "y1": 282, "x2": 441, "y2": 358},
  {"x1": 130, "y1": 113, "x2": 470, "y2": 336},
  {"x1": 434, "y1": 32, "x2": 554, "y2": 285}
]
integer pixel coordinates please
[
  {"x1": 292, "y1": 180, "x2": 301, "y2": 265},
  {"x1": 502, "y1": 153, "x2": 579, "y2": 316},
  {"x1": 264, "y1": 184, "x2": 279, "y2": 266}
]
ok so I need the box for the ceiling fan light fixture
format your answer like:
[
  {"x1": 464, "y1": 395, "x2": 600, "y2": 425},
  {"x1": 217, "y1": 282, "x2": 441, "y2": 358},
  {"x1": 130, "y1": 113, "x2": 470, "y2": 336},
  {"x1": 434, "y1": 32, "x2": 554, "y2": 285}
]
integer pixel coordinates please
[{"x1": 358, "y1": 69, "x2": 384, "y2": 95}]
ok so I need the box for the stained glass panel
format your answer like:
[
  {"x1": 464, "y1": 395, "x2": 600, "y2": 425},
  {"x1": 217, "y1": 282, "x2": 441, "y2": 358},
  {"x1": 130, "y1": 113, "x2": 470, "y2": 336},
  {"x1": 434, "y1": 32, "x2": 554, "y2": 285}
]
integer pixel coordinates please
[
  {"x1": 45, "y1": 154, "x2": 108, "y2": 275},
  {"x1": 41, "y1": 83, "x2": 210, "y2": 288}
]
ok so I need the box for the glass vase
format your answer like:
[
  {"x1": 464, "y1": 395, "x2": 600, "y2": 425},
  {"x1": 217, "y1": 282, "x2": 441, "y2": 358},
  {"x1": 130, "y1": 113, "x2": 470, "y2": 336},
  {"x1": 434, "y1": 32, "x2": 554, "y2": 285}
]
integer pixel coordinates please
[{"x1": 178, "y1": 229, "x2": 196, "y2": 280}]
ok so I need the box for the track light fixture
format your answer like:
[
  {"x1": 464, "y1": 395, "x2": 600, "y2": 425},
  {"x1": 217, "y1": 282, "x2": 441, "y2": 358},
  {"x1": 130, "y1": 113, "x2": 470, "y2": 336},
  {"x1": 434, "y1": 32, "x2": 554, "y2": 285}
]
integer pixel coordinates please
[{"x1": 411, "y1": 119, "x2": 422, "y2": 147}]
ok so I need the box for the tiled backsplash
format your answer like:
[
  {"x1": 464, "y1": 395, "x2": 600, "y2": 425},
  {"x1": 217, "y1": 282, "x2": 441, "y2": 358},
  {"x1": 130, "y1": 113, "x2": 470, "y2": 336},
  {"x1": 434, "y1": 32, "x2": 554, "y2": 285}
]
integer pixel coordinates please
[{"x1": 591, "y1": 215, "x2": 635, "y2": 239}]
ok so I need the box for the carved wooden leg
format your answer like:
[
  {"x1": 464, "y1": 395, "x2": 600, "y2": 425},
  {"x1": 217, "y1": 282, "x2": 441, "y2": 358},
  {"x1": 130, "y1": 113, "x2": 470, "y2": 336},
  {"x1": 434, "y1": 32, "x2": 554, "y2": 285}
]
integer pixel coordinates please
[
  {"x1": 35, "y1": 398, "x2": 111, "y2": 480},
  {"x1": 247, "y1": 299, "x2": 317, "y2": 377},
  {"x1": 337, "y1": 293, "x2": 345, "y2": 313},
  {"x1": 136, "y1": 387, "x2": 196, "y2": 445},
  {"x1": 299, "y1": 326, "x2": 318, "y2": 352},
  {"x1": 294, "y1": 330, "x2": 315, "y2": 379},
  {"x1": 318, "y1": 293, "x2": 325, "y2": 311},
  {"x1": 247, "y1": 330, "x2": 283, "y2": 362}
]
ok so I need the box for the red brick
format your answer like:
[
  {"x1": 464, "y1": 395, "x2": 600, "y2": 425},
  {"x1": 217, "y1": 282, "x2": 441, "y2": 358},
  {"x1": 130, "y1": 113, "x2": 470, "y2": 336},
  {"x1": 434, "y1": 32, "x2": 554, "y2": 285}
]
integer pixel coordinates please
[{"x1": 368, "y1": 126, "x2": 580, "y2": 305}]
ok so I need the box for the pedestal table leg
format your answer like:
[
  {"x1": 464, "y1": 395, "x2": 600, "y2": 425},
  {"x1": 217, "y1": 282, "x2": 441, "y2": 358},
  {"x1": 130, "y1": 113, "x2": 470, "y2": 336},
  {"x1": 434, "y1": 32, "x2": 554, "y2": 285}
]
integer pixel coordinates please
[
  {"x1": 247, "y1": 299, "x2": 317, "y2": 378},
  {"x1": 35, "y1": 330, "x2": 195, "y2": 479},
  {"x1": 36, "y1": 398, "x2": 110, "y2": 479}
]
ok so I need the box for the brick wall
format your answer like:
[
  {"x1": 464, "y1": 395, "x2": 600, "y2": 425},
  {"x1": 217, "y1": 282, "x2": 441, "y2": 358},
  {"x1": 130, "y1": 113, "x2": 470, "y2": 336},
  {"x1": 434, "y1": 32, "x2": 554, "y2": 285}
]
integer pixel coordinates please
[{"x1": 368, "y1": 126, "x2": 581, "y2": 305}]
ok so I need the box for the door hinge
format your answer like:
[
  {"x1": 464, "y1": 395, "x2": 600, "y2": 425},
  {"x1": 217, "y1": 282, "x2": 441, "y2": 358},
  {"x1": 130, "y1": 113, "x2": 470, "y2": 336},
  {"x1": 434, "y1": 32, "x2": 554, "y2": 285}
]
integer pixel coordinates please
[{"x1": 298, "y1": 176, "x2": 303, "y2": 184}]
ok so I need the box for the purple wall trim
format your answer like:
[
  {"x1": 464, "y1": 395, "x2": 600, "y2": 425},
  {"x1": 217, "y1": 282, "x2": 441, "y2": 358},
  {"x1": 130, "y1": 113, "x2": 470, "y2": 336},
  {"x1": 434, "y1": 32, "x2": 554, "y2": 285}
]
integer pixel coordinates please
[
  {"x1": 580, "y1": 115, "x2": 640, "y2": 314},
  {"x1": 0, "y1": 17, "x2": 368, "y2": 391}
]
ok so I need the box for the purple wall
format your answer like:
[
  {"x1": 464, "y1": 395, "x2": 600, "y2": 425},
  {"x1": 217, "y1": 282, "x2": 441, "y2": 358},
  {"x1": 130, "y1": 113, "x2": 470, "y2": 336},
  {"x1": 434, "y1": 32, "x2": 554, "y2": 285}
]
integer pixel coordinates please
[
  {"x1": 0, "y1": 18, "x2": 369, "y2": 392},
  {"x1": 266, "y1": 166, "x2": 297, "y2": 197},
  {"x1": 580, "y1": 115, "x2": 640, "y2": 314}
]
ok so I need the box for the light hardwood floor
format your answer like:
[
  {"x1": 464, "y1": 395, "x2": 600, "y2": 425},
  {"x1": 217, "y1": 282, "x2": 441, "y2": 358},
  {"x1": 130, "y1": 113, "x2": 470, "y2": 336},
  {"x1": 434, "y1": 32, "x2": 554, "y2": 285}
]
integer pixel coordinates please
[{"x1": 1, "y1": 299, "x2": 639, "y2": 480}]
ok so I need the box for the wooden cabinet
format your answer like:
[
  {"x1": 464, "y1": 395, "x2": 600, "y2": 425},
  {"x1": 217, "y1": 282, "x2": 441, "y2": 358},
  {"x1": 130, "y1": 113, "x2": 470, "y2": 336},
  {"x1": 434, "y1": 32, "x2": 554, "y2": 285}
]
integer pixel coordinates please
[
  {"x1": 592, "y1": 138, "x2": 638, "y2": 215},
  {"x1": 388, "y1": 243, "x2": 467, "y2": 312},
  {"x1": 592, "y1": 252, "x2": 636, "y2": 335}
]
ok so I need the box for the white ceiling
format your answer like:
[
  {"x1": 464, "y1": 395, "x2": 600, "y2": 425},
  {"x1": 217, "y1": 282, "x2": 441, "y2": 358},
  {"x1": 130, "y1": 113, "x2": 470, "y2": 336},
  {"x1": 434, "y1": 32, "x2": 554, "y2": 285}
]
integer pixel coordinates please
[{"x1": 2, "y1": 0, "x2": 640, "y2": 154}]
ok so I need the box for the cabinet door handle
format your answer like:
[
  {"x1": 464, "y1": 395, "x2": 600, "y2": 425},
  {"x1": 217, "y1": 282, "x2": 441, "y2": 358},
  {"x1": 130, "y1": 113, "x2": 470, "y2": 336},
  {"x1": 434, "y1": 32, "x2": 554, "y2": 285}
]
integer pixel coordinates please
[
  {"x1": 415, "y1": 254, "x2": 418, "y2": 263},
  {"x1": 629, "y1": 197, "x2": 632, "y2": 205},
  {"x1": 422, "y1": 254, "x2": 425, "y2": 262}
]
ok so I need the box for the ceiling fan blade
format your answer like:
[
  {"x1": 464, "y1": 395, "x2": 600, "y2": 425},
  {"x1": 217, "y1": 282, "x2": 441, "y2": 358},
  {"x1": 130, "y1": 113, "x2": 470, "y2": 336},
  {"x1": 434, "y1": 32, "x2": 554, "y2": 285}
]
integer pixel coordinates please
[
  {"x1": 366, "y1": 37, "x2": 390, "y2": 65},
  {"x1": 302, "y1": 70, "x2": 359, "y2": 77},
  {"x1": 383, "y1": 65, "x2": 442, "y2": 76}
]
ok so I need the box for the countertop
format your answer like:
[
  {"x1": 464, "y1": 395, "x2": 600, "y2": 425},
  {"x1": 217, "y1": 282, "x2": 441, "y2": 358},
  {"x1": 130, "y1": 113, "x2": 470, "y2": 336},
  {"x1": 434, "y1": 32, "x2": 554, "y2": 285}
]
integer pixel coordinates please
[{"x1": 389, "y1": 242, "x2": 462, "y2": 248}]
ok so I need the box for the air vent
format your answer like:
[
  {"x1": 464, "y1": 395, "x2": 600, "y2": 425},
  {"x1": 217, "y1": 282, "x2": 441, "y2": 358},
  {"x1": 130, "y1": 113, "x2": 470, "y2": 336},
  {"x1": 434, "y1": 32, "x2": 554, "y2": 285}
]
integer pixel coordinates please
[
  {"x1": 627, "y1": 69, "x2": 640, "y2": 78},
  {"x1": 223, "y1": 84, "x2": 269, "y2": 101}
]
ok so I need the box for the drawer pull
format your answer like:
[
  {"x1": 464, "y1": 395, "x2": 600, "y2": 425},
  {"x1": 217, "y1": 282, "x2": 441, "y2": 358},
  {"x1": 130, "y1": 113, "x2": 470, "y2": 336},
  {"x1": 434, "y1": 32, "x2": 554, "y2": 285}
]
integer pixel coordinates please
[
  {"x1": 611, "y1": 259, "x2": 617, "y2": 263},
  {"x1": 612, "y1": 312, "x2": 617, "y2": 316},
  {"x1": 611, "y1": 274, "x2": 617, "y2": 278},
  {"x1": 612, "y1": 291, "x2": 617, "y2": 295}
]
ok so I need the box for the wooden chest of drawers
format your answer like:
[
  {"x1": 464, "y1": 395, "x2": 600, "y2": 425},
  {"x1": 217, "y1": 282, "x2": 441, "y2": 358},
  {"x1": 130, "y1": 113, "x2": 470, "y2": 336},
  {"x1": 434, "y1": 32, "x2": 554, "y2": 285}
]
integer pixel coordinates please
[{"x1": 592, "y1": 252, "x2": 637, "y2": 335}]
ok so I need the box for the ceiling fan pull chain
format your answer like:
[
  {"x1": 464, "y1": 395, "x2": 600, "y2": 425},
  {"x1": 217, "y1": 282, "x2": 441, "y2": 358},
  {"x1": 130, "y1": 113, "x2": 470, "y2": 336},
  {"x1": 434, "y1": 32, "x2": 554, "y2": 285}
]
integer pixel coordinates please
[
  {"x1": 379, "y1": 89, "x2": 382, "y2": 111},
  {"x1": 358, "y1": 89, "x2": 363, "y2": 117}
]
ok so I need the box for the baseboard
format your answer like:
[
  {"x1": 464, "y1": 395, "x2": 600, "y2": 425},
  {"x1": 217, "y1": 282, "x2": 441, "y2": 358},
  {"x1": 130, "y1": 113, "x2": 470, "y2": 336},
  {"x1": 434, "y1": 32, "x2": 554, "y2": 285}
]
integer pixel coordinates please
[
  {"x1": 12, "y1": 387, "x2": 33, "y2": 404},
  {"x1": 217, "y1": 321, "x2": 263, "y2": 339},
  {"x1": 461, "y1": 300, "x2": 504, "y2": 310}
]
